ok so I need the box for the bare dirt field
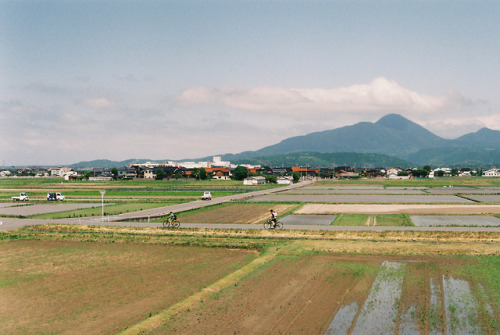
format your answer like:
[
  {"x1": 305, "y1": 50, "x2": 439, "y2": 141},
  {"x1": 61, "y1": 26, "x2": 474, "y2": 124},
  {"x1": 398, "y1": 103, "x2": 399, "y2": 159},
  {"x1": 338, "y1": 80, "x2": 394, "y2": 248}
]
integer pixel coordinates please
[
  {"x1": 0, "y1": 240, "x2": 257, "y2": 335},
  {"x1": 180, "y1": 203, "x2": 300, "y2": 224},
  {"x1": 297, "y1": 203, "x2": 500, "y2": 215}
]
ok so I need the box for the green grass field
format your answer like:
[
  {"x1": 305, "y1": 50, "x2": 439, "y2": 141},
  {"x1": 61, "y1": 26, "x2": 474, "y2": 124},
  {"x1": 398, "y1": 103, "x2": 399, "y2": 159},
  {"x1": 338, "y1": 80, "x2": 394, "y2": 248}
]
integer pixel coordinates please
[{"x1": 332, "y1": 213, "x2": 414, "y2": 226}]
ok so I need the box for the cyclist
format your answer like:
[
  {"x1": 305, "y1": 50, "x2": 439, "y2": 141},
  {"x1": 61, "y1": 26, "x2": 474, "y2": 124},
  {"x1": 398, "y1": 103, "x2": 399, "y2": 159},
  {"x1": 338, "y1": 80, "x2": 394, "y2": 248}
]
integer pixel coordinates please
[
  {"x1": 269, "y1": 209, "x2": 277, "y2": 228},
  {"x1": 168, "y1": 211, "x2": 177, "y2": 223}
]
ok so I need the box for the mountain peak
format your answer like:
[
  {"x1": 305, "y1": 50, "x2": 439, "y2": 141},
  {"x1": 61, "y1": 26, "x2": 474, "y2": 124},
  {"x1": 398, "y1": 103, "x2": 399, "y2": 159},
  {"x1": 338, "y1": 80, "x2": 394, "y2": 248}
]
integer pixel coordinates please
[{"x1": 375, "y1": 114, "x2": 413, "y2": 129}]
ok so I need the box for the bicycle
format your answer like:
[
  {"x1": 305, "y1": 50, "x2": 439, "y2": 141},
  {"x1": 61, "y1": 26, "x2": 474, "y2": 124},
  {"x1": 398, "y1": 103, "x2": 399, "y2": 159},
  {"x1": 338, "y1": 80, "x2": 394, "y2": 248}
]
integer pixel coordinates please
[
  {"x1": 264, "y1": 220, "x2": 283, "y2": 229},
  {"x1": 162, "y1": 217, "x2": 180, "y2": 228}
]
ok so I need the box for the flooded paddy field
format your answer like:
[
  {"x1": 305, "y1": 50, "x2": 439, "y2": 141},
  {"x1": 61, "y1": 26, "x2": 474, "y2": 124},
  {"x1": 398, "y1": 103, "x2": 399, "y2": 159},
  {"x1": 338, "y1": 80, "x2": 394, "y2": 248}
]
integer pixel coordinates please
[
  {"x1": 280, "y1": 214, "x2": 337, "y2": 225},
  {"x1": 283, "y1": 188, "x2": 427, "y2": 194},
  {"x1": 426, "y1": 188, "x2": 500, "y2": 194},
  {"x1": 248, "y1": 194, "x2": 473, "y2": 203},
  {"x1": 412, "y1": 215, "x2": 500, "y2": 227},
  {"x1": 161, "y1": 254, "x2": 499, "y2": 335},
  {"x1": 466, "y1": 195, "x2": 500, "y2": 203}
]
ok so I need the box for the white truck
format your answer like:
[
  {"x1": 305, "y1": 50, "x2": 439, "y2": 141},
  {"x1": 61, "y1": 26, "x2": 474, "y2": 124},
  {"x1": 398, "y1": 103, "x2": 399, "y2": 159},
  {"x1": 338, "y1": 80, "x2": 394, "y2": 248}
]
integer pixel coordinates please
[
  {"x1": 201, "y1": 191, "x2": 212, "y2": 200},
  {"x1": 47, "y1": 192, "x2": 65, "y2": 201},
  {"x1": 12, "y1": 192, "x2": 29, "y2": 201}
]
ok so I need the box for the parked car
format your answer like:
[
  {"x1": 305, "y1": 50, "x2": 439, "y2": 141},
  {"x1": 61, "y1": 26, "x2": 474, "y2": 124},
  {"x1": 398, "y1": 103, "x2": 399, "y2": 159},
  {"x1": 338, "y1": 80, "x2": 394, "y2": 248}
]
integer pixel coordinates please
[
  {"x1": 11, "y1": 192, "x2": 29, "y2": 201},
  {"x1": 47, "y1": 192, "x2": 65, "y2": 201},
  {"x1": 201, "y1": 191, "x2": 212, "y2": 200}
]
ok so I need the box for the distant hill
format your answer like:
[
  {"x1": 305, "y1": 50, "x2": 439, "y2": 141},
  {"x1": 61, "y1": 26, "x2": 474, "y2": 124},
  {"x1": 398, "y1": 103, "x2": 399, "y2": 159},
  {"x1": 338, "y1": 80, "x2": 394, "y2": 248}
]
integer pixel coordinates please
[
  {"x1": 233, "y1": 152, "x2": 415, "y2": 168},
  {"x1": 216, "y1": 114, "x2": 500, "y2": 166},
  {"x1": 68, "y1": 159, "x2": 165, "y2": 169},
  {"x1": 407, "y1": 148, "x2": 500, "y2": 167}
]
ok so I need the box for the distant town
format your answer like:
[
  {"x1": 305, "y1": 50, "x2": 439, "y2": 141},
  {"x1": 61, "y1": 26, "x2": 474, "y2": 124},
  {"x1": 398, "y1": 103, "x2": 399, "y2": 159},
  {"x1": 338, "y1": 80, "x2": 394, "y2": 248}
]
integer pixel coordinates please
[{"x1": 2, "y1": 156, "x2": 500, "y2": 182}]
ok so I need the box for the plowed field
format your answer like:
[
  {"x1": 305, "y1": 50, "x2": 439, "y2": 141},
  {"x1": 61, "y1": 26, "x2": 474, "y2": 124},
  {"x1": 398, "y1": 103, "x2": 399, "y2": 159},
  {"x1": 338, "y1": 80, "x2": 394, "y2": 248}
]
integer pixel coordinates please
[{"x1": 180, "y1": 203, "x2": 299, "y2": 224}]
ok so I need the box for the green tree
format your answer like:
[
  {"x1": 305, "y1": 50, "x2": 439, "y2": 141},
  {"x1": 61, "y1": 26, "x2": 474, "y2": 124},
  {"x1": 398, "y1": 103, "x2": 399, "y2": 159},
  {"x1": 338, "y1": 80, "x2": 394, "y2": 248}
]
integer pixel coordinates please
[
  {"x1": 232, "y1": 166, "x2": 248, "y2": 180},
  {"x1": 111, "y1": 168, "x2": 118, "y2": 180},
  {"x1": 191, "y1": 168, "x2": 200, "y2": 179},
  {"x1": 265, "y1": 175, "x2": 277, "y2": 184},
  {"x1": 199, "y1": 168, "x2": 207, "y2": 180},
  {"x1": 292, "y1": 172, "x2": 301, "y2": 183},
  {"x1": 451, "y1": 168, "x2": 459, "y2": 176},
  {"x1": 155, "y1": 168, "x2": 166, "y2": 180}
]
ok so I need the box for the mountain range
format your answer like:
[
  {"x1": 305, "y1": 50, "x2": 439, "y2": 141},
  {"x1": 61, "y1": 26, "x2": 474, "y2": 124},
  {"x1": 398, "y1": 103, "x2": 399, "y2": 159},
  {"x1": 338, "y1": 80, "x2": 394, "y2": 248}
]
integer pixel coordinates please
[
  {"x1": 70, "y1": 114, "x2": 500, "y2": 168},
  {"x1": 215, "y1": 114, "x2": 500, "y2": 167}
]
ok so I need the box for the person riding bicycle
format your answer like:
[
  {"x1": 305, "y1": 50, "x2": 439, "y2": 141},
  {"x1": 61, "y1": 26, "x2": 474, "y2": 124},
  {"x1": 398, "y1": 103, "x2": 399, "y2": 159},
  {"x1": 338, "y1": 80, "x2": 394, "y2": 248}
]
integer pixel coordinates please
[
  {"x1": 270, "y1": 209, "x2": 277, "y2": 228},
  {"x1": 168, "y1": 211, "x2": 177, "y2": 223}
]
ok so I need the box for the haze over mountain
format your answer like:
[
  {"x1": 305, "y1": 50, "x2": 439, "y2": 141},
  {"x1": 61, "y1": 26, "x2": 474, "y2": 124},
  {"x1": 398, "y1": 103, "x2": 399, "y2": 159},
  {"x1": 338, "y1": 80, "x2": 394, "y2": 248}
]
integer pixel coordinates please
[{"x1": 68, "y1": 114, "x2": 500, "y2": 168}]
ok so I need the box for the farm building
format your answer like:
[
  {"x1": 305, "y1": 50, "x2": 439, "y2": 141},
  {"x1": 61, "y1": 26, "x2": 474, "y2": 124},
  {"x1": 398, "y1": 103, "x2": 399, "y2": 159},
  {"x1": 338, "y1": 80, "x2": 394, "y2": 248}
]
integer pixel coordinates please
[{"x1": 243, "y1": 176, "x2": 267, "y2": 185}]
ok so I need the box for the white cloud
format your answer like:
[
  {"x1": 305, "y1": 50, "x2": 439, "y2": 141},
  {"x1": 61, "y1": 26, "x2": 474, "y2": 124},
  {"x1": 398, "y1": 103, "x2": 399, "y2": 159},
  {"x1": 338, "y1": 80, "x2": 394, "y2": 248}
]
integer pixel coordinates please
[
  {"x1": 177, "y1": 77, "x2": 462, "y2": 114},
  {"x1": 422, "y1": 114, "x2": 500, "y2": 139},
  {"x1": 80, "y1": 97, "x2": 114, "y2": 108}
]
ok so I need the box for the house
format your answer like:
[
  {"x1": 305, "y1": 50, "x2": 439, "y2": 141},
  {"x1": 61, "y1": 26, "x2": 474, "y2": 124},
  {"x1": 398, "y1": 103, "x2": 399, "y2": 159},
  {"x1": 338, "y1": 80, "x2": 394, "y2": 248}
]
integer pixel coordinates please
[
  {"x1": 117, "y1": 166, "x2": 137, "y2": 179},
  {"x1": 206, "y1": 167, "x2": 231, "y2": 180},
  {"x1": 386, "y1": 168, "x2": 401, "y2": 176},
  {"x1": 429, "y1": 168, "x2": 451, "y2": 178},
  {"x1": 336, "y1": 171, "x2": 359, "y2": 179},
  {"x1": 143, "y1": 168, "x2": 156, "y2": 179},
  {"x1": 291, "y1": 166, "x2": 319, "y2": 178},
  {"x1": 483, "y1": 169, "x2": 500, "y2": 177},
  {"x1": 243, "y1": 176, "x2": 267, "y2": 185}
]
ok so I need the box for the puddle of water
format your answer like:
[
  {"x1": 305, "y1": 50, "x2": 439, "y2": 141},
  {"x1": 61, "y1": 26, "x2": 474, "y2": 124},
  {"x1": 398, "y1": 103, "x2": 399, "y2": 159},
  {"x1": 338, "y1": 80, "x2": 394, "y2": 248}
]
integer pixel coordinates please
[
  {"x1": 399, "y1": 305, "x2": 419, "y2": 335},
  {"x1": 443, "y1": 276, "x2": 482, "y2": 334},
  {"x1": 324, "y1": 302, "x2": 359, "y2": 335},
  {"x1": 429, "y1": 278, "x2": 444, "y2": 335},
  {"x1": 351, "y1": 261, "x2": 406, "y2": 335}
]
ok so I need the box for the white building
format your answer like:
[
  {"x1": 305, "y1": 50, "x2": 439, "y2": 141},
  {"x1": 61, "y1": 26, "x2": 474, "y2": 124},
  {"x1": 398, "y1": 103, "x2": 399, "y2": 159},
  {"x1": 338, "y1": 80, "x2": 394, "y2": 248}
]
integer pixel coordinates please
[
  {"x1": 181, "y1": 161, "x2": 211, "y2": 169},
  {"x1": 212, "y1": 156, "x2": 231, "y2": 167},
  {"x1": 243, "y1": 176, "x2": 266, "y2": 185},
  {"x1": 483, "y1": 169, "x2": 500, "y2": 177},
  {"x1": 277, "y1": 177, "x2": 293, "y2": 185},
  {"x1": 429, "y1": 168, "x2": 451, "y2": 178}
]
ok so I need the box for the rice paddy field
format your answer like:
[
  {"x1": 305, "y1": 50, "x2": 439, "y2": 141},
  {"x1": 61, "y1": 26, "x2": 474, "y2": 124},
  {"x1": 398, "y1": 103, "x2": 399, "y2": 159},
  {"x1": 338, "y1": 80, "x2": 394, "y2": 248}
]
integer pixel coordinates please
[
  {"x1": 1, "y1": 177, "x2": 499, "y2": 334},
  {"x1": 0, "y1": 225, "x2": 498, "y2": 335}
]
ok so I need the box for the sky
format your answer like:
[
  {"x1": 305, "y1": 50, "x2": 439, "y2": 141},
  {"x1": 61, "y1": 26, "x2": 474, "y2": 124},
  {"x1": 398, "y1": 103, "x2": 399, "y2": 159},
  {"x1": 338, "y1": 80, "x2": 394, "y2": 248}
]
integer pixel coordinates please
[{"x1": 1, "y1": 0, "x2": 499, "y2": 166}]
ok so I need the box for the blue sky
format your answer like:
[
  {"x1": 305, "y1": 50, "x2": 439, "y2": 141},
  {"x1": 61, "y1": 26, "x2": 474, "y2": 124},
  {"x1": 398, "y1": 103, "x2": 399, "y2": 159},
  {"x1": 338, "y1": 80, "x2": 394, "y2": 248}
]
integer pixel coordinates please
[{"x1": 1, "y1": 0, "x2": 499, "y2": 165}]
